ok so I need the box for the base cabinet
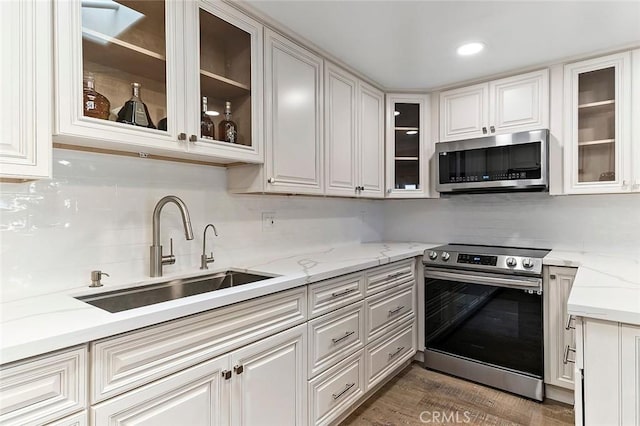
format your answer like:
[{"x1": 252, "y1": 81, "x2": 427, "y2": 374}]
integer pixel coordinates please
[{"x1": 575, "y1": 318, "x2": 640, "y2": 425}]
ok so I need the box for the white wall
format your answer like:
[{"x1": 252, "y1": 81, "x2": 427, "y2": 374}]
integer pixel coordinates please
[
  {"x1": 0, "y1": 149, "x2": 383, "y2": 302},
  {"x1": 383, "y1": 193, "x2": 640, "y2": 255}
]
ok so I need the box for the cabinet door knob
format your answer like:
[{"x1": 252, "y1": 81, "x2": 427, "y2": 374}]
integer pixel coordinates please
[
  {"x1": 490, "y1": 125, "x2": 495, "y2": 133},
  {"x1": 267, "y1": 177, "x2": 276, "y2": 184},
  {"x1": 178, "y1": 133, "x2": 187, "y2": 141},
  {"x1": 221, "y1": 370, "x2": 232, "y2": 380},
  {"x1": 189, "y1": 134, "x2": 197, "y2": 142},
  {"x1": 482, "y1": 127, "x2": 488, "y2": 134},
  {"x1": 234, "y1": 364, "x2": 244, "y2": 375}
]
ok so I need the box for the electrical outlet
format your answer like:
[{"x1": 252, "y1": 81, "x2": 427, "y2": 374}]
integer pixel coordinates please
[{"x1": 262, "y1": 212, "x2": 276, "y2": 231}]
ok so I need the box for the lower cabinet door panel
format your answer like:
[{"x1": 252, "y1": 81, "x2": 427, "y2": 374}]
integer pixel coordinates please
[
  {"x1": 91, "y1": 355, "x2": 230, "y2": 426},
  {"x1": 46, "y1": 411, "x2": 87, "y2": 426},
  {"x1": 365, "y1": 282, "x2": 415, "y2": 342},
  {"x1": 365, "y1": 320, "x2": 416, "y2": 389},
  {"x1": 230, "y1": 324, "x2": 307, "y2": 426},
  {"x1": 308, "y1": 350, "x2": 365, "y2": 426}
]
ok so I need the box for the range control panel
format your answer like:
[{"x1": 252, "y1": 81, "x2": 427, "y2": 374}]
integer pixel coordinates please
[{"x1": 457, "y1": 253, "x2": 497, "y2": 266}]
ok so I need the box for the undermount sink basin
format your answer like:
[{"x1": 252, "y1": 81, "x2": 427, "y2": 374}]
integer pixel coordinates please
[{"x1": 76, "y1": 270, "x2": 275, "y2": 313}]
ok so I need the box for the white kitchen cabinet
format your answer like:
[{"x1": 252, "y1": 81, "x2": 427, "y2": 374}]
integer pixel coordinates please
[
  {"x1": 563, "y1": 51, "x2": 632, "y2": 194},
  {"x1": 575, "y1": 318, "x2": 640, "y2": 425},
  {"x1": 386, "y1": 94, "x2": 432, "y2": 198},
  {"x1": 230, "y1": 324, "x2": 307, "y2": 426},
  {"x1": 632, "y1": 49, "x2": 640, "y2": 192},
  {"x1": 324, "y1": 63, "x2": 384, "y2": 198},
  {"x1": 92, "y1": 354, "x2": 230, "y2": 426},
  {"x1": 439, "y1": 69, "x2": 549, "y2": 142},
  {"x1": 0, "y1": 0, "x2": 51, "y2": 179},
  {"x1": 229, "y1": 29, "x2": 324, "y2": 194},
  {"x1": 48, "y1": 411, "x2": 88, "y2": 426},
  {"x1": 54, "y1": 0, "x2": 263, "y2": 164},
  {"x1": 543, "y1": 267, "x2": 577, "y2": 394}
]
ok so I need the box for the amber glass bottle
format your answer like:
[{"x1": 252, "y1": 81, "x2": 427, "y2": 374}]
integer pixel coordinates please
[
  {"x1": 200, "y1": 97, "x2": 215, "y2": 140},
  {"x1": 83, "y1": 73, "x2": 110, "y2": 120},
  {"x1": 217, "y1": 101, "x2": 237, "y2": 143}
]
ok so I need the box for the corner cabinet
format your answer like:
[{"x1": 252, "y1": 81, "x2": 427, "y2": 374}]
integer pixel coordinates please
[
  {"x1": 385, "y1": 93, "x2": 432, "y2": 198},
  {"x1": 439, "y1": 69, "x2": 549, "y2": 142},
  {"x1": 53, "y1": 0, "x2": 263, "y2": 164},
  {"x1": 228, "y1": 29, "x2": 324, "y2": 195},
  {"x1": 0, "y1": 0, "x2": 52, "y2": 179},
  {"x1": 324, "y1": 62, "x2": 384, "y2": 198}
]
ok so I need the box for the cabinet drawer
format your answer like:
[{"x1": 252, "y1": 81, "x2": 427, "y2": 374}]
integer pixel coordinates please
[
  {"x1": 308, "y1": 301, "x2": 365, "y2": 378},
  {"x1": 365, "y1": 320, "x2": 416, "y2": 389},
  {"x1": 0, "y1": 346, "x2": 87, "y2": 426},
  {"x1": 364, "y1": 259, "x2": 415, "y2": 296},
  {"x1": 365, "y1": 282, "x2": 415, "y2": 342},
  {"x1": 308, "y1": 272, "x2": 364, "y2": 319},
  {"x1": 308, "y1": 350, "x2": 365, "y2": 426},
  {"x1": 46, "y1": 411, "x2": 87, "y2": 426},
  {"x1": 91, "y1": 287, "x2": 306, "y2": 403}
]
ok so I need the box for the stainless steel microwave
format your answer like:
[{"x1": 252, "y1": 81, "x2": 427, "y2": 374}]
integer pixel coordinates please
[{"x1": 435, "y1": 129, "x2": 549, "y2": 193}]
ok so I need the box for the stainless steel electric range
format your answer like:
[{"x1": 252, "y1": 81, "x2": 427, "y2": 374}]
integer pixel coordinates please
[{"x1": 423, "y1": 244, "x2": 551, "y2": 401}]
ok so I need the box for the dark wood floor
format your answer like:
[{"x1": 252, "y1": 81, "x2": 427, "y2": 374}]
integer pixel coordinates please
[{"x1": 341, "y1": 363, "x2": 574, "y2": 426}]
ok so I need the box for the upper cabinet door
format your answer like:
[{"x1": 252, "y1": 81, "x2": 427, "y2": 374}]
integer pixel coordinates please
[
  {"x1": 0, "y1": 0, "x2": 51, "y2": 179},
  {"x1": 439, "y1": 83, "x2": 488, "y2": 142},
  {"x1": 563, "y1": 51, "x2": 632, "y2": 194},
  {"x1": 264, "y1": 30, "x2": 324, "y2": 194},
  {"x1": 358, "y1": 82, "x2": 385, "y2": 198},
  {"x1": 490, "y1": 69, "x2": 549, "y2": 134},
  {"x1": 184, "y1": 1, "x2": 264, "y2": 163},
  {"x1": 55, "y1": 0, "x2": 182, "y2": 150},
  {"x1": 324, "y1": 63, "x2": 358, "y2": 197}
]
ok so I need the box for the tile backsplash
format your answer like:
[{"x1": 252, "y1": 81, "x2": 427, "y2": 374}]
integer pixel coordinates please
[{"x1": 0, "y1": 149, "x2": 383, "y2": 302}]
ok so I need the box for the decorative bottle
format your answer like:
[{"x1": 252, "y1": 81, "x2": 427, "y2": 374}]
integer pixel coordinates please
[
  {"x1": 200, "y1": 96, "x2": 215, "y2": 140},
  {"x1": 116, "y1": 82, "x2": 156, "y2": 129},
  {"x1": 217, "y1": 101, "x2": 237, "y2": 143},
  {"x1": 83, "y1": 73, "x2": 110, "y2": 120}
]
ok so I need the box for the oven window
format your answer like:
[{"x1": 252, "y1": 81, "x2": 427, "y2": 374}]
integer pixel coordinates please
[
  {"x1": 438, "y1": 142, "x2": 542, "y2": 184},
  {"x1": 425, "y1": 278, "x2": 543, "y2": 377}
]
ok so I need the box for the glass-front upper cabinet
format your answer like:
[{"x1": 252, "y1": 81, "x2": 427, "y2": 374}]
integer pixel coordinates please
[
  {"x1": 185, "y1": 1, "x2": 263, "y2": 162},
  {"x1": 54, "y1": 0, "x2": 263, "y2": 163},
  {"x1": 564, "y1": 51, "x2": 632, "y2": 193},
  {"x1": 385, "y1": 94, "x2": 431, "y2": 198}
]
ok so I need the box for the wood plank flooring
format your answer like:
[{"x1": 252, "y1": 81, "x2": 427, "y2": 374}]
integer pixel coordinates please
[{"x1": 341, "y1": 363, "x2": 574, "y2": 426}]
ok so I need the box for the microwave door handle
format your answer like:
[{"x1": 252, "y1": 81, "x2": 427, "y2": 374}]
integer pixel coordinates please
[{"x1": 424, "y1": 269, "x2": 542, "y2": 291}]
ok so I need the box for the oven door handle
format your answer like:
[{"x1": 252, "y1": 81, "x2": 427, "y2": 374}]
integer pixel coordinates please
[{"x1": 424, "y1": 268, "x2": 542, "y2": 291}]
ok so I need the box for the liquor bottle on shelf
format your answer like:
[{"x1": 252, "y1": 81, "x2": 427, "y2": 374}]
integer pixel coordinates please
[
  {"x1": 83, "y1": 73, "x2": 110, "y2": 120},
  {"x1": 218, "y1": 101, "x2": 237, "y2": 143},
  {"x1": 116, "y1": 82, "x2": 156, "y2": 129},
  {"x1": 200, "y1": 96, "x2": 215, "y2": 140}
]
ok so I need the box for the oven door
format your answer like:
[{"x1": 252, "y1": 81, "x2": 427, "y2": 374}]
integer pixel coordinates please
[{"x1": 424, "y1": 268, "x2": 543, "y2": 379}]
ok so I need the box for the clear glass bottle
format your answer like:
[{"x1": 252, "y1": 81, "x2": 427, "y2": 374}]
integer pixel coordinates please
[
  {"x1": 218, "y1": 101, "x2": 238, "y2": 143},
  {"x1": 83, "y1": 73, "x2": 110, "y2": 120},
  {"x1": 116, "y1": 82, "x2": 156, "y2": 129},
  {"x1": 200, "y1": 96, "x2": 215, "y2": 140}
]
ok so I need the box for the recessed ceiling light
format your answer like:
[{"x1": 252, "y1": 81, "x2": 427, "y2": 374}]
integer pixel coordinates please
[
  {"x1": 394, "y1": 111, "x2": 400, "y2": 116},
  {"x1": 206, "y1": 110, "x2": 220, "y2": 117},
  {"x1": 406, "y1": 130, "x2": 418, "y2": 135},
  {"x1": 457, "y1": 42, "x2": 485, "y2": 56}
]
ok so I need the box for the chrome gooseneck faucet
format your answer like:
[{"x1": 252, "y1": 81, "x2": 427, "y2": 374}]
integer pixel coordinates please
[
  {"x1": 200, "y1": 224, "x2": 218, "y2": 270},
  {"x1": 150, "y1": 195, "x2": 194, "y2": 277}
]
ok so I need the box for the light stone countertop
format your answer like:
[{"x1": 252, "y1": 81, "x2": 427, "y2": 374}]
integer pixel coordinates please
[
  {"x1": 0, "y1": 242, "x2": 436, "y2": 365},
  {"x1": 2, "y1": 242, "x2": 638, "y2": 366}
]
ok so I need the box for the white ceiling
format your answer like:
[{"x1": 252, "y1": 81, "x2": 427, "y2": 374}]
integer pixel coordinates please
[{"x1": 244, "y1": 1, "x2": 640, "y2": 90}]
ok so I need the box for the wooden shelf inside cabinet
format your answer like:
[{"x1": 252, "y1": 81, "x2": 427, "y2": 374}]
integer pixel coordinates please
[
  {"x1": 578, "y1": 138, "x2": 615, "y2": 147},
  {"x1": 200, "y1": 70, "x2": 250, "y2": 100},
  {"x1": 82, "y1": 28, "x2": 166, "y2": 84},
  {"x1": 578, "y1": 99, "x2": 615, "y2": 115},
  {"x1": 395, "y1": 127, "x2": 419, "y2": 131},
  {"x1": 395, "y1": 157, "x2": 419, "y2": 161}
]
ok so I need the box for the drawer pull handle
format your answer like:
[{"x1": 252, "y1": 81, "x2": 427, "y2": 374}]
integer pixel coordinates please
[
  {"x1": 331, "y1": 288, "x2": 356, "y2": 298},
  {"x1": 332, "y1": 382, "x2": 356, "y2": 400},
  {"x1": 332, "y1": 330, "x2": 355, "y2": 344},
  {"x1": 386, "y1": 272, "x2": 405, "y2": 280},
  {"x1": 565, "y1": 315, "x2": 575, "y2": 330},
  {"x1": 388, "y1": 305, "x2": 405, "y2": 316},
  {"x1": 388, "y1": 346, "x2": 405, "y2": 360},
  {"x1": 563, "y1": 345, "x2": 576, "y2": 364}
]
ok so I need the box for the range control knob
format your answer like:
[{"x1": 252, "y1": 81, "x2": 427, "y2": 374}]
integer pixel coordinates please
[
  {"x1": 441, "y1": 252, "x2": 451, "y2": 261},
  {"x1": 522, "y1": 258, "x2": 534, "y2": 269},
  {"x1": 506, "y1": 257, "x2": 517, "y2": 267},
  {"x1": 428, "y1": 251, "x2": 438, "y2": 260}
]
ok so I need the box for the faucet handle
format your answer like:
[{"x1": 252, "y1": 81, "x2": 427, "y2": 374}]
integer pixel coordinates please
[{"x1": 161, "y1": 238, "x2": 176, "y2": 265}]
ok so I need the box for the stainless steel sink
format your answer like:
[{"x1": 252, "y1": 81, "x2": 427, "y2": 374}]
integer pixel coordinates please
[{"x1": 76, "y1": 271, "x2": 275, "y2": 313}]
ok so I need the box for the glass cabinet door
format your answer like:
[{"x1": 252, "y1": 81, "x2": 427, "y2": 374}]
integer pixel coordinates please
[
  {"x1": 80, "y1": 0, "x2": 170, "y2": 134},
  {"x1": 385, "y1": 94, "x2": 430, "y2": 198}
]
